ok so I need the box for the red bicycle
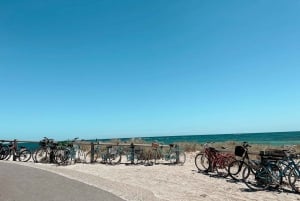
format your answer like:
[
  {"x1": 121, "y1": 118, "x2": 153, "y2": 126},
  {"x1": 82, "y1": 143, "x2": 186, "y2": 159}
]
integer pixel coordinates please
[{"x1": 195, "y1": 142, "x2": 235, "y2": 177}]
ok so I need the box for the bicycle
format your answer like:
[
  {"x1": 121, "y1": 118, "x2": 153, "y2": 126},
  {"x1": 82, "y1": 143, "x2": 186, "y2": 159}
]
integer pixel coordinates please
[
  {"x1": 100, "y1": 144, "x2": 122, "y2": 165},
  {"x1": 280, "y1": 149, "x2": 300, "y2": 193},
  {"x1": 242, "y1": 148, "x2": 292, "y2": 191},
  {"x1": 275, "y1": 146, "x2": 299, "y2": 188},
  {"x1": 85, "y1": 142, "x2": 102, "y2": 163},
  {"x1": 194, "y1": 142, "x2": 235, "y2": 177},
  {"x1": 55, "y1": 138, "x2": 86, "y2": 165},
  {"x1": 227, "y1": 142, "x2": 258, "y2": 181},
  {"x1": 5, "y1": 140, "x2": 32, "y2": 162},
  {"x1": 151, "y1": 143, "x2": 186, "y2": 165},
  {"x1": 34, "y1": 137, "x2": 58, "y2": 163},
  {"x1": 125, "y1": 143, "x2": 144, "y2": 164}
]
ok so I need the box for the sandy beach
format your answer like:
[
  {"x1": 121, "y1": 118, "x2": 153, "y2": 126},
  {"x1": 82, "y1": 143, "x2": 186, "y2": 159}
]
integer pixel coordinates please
[{"x1": 1, "y1": 152, "x2": 299, "y2": 201}]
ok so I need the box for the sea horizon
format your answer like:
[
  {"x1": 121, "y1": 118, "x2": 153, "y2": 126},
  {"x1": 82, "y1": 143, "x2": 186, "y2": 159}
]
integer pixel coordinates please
[{"x1": 98, "y1": 131, "x2": 300, "y2": 146}]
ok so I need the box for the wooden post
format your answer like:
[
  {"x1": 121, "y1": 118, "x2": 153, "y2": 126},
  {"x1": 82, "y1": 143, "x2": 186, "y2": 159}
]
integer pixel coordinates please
[
  {"x1": 12, "y1": 139, "x2": 17, "y2": 161},
  {"x1": 175, "y1": 144, "x2": 179, "y2": 164},
  {"x1": 90, "y1": 142, "x2": 94, "y2": 163},
  {"x1": 130, "y1": 143, "x2": 135, "y2": 164}
]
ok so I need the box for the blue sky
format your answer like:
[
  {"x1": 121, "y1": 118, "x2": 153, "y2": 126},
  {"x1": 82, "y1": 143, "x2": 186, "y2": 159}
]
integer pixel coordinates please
[{"x1": 0, "y1": 0, "x2": 300, "y2": 140}]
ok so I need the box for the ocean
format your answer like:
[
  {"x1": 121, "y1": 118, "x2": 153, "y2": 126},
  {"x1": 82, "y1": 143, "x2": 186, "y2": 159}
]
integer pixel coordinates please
[
  {"x1": 101, "y1": 131, "x2": 300, "y2": 146},
  {"x1": 10, "y1": 131, "x2": 300, "y2": 151}
]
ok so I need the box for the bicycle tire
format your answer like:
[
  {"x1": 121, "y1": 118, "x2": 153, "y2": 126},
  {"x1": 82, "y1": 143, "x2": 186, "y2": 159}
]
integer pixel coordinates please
[
  {"x1": 110, "y1": 153, "x2": 122, "y2": 165},
  {"x1": 55, "y1": 148, "x2": 69, "y2": 165},
  {"x1": 35, "y1": 148, "x2": 49, "y2": 163},
  {"x1": 242, "y1": 164, "x2": 271, "y2": 191},
  {"x1": 0, "y1": 146, "x2": 9, "y2": 160},
  {"x1": 288, "y1": 166, "x2": 300, "y2": 193},
  {"x1": 268, "y1": 163, "x2": 283, "y2": 189},
  {"x1": 5, "y1": 150, "x2": 13, "y2": 161},
  {"x1": 195, "y1": 153, "x2": 204, "y2": 171},
  {"x1": 199, "y1": 154, "x2": 210, "y2": 171},
  {"x1": 216, "y1": 155, "x2": 233, "y2": 178},
  {"x1": 228, "y1": 160, "x2": 246, "y2": 181},
  {"x1": 178, "y1": 152, "x2": 186, "y2": 165},
  {"x1": 19, "y1": 149, "x2": 32, "y2": 162},
  {"x1": 85, "y1": 151, "x2": 99, "y2": 163},
  {"x1": 76, "y1": 150, "x2": 86, "y2": 163}
]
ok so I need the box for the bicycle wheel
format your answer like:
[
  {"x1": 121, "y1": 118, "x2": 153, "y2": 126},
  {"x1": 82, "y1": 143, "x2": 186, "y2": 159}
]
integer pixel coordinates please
[
  {"x1": 216, "y1": 156, "x2": 231, "y2": 178},
  {"x1": 178, "y1": 151, "x2": 186, "y2": 165},
  {"x1": 201, "y1": 154, "x2": 210, "y2": 171},
  {"x1": 288, "y1": 167, "x2": 300, "y2": 193},
  {"x1": 76, "y1": 150, "x2": 86, "y2": 163},
  {"x1": 195, "y1": 153, "x2": 205, "y2": 171},
  {"x1": 267, "y1": 162, "x2": 283, "y2": 189},
  {"x1": 228, "y1": 160, "x2": 246, "y2": 181},
  {"x1": 85, "y1": 151, "x2": 99, "y2": 163},
  {"x1": 19, "y1": 149, "x2": 32, "y2": 162},
  {"x1": 169, "y1": 152, "x2": 177, "y2": 164},
  {"x1": 242, "y1": 164, "x2": 271, "y2": 191},
  {"x1": 55, "y1": 148, "x2": 69, "y2": 165},
  {"x1": 110, "y1": 153, "x2": 121, "y2": 165},
  {"x1": 0, "y1": 146, "x2": 9, "y2": 160},
  {"x1": 35, "y1": 148, "x2": 48, "y2": 163},
  {"x1": 5, "y1": 150, "x2": 13, "y2": 161}
]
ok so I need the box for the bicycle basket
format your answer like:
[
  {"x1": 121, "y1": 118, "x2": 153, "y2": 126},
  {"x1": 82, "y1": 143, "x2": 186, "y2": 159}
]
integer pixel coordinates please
[
  {"x1": 235, "y1": 146, "x2": 245, "y2": 157},
  {"x1": 39, "y1": 140, "x2": 47, "y2": 147}
]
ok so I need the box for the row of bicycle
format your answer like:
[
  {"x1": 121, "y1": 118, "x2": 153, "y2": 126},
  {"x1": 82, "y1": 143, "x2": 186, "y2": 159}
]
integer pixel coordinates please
[
  {"x1": 0, "y1": 137, "x2": 186, "y2": 165},
  {"x1": 194, "y1": 142, "x2": 300, "y2": 193}
]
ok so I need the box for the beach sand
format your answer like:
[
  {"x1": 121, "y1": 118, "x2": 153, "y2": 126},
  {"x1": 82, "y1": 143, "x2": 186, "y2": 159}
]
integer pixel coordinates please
[{"x1": 2, "y1": 152, "x2": 299, "y2": 201}]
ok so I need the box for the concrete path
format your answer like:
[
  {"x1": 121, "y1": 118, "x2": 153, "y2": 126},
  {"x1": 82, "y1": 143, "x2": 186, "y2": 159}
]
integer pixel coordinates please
[{"x1": 0, "y1": 162, "x2": 124, "y2": 201}]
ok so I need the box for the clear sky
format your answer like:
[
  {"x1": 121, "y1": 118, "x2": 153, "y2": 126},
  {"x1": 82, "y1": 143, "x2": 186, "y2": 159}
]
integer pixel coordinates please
[{"x1": 1, "y1": 0, "x2": 300, "y2": 140}]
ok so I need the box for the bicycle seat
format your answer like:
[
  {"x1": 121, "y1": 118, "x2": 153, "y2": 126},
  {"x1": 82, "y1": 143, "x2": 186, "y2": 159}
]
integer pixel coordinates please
[
  {"x1": 169, "y1": 144, "x2": 174, "y2": 147},
  {"x1": 208, "y1": 147, "x2": 217, "y2": 152}
]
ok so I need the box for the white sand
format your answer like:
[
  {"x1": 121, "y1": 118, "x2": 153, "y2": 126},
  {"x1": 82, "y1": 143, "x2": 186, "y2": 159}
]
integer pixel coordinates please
[{"x1": 2, "y1": 153, "x2": 299, "y2": 201}]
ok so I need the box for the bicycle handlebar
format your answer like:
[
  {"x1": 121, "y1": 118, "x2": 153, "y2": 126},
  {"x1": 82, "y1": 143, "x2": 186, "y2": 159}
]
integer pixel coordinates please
[{"x1": 242, "y1": 142, "x2": 251, "y2": 148}]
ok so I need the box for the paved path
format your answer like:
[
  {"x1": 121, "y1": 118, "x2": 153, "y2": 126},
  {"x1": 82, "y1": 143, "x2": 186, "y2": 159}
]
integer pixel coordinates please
[{"x1": 0, "y1": 162, "x2": 124, "y2": 201}]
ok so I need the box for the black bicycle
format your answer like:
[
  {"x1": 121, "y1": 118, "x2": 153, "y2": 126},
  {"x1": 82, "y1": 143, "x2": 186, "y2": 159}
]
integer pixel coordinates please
[
  {"x1": 5, "y1": 141, "x2": 31, "y2": 162},
  {"x1": 227, "y1": 142, "x2": 258, "y2": 181},
  {"x1": 34, "y1": 137, "x2": 58, "y2": 163}
]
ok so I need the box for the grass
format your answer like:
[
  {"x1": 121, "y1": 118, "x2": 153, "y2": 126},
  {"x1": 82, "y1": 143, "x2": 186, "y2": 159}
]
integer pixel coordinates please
[
  {"x1": 174, "y1": 141, "x2": 300, "y2": 153},
  {"x1": 77, "y1": 138, "x2": 300, "y2": 156}
]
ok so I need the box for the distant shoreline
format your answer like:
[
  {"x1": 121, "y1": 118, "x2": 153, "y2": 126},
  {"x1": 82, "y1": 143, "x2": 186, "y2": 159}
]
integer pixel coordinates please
[{"x1": 97, "y1": 131, "x2": 300, "y2": 146}]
